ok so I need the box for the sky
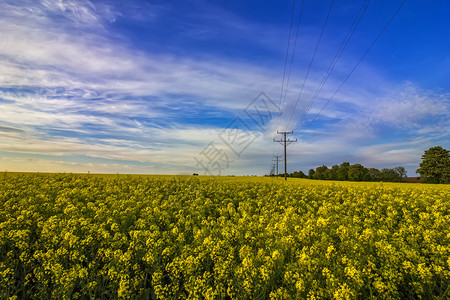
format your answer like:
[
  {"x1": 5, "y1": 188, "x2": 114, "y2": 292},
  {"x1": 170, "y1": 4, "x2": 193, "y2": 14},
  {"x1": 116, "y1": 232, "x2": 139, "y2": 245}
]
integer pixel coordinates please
[{"x1": 0, "y1": 0, "x2": 449, "y2": 176}]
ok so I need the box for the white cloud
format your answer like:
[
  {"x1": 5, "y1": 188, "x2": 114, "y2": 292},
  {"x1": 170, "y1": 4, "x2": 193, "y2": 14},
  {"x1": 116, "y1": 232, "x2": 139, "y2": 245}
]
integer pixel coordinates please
[
  {"x1": 0, "y1": 1, "x2": 448, "y2": 176},
  {"x1": 370, "y1": 84, "x2": 449, "y2": 128}
]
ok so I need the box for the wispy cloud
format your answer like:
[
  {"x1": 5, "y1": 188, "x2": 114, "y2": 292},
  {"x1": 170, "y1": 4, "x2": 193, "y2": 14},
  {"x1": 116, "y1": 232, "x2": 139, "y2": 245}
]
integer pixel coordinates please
[{"x1": 0, "y1": 0, "x2": 448, "y2": 175}]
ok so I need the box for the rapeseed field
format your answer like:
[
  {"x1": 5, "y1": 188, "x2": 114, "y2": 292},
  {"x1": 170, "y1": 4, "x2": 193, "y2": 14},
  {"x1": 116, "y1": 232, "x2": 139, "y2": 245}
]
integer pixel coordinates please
[{"x1": 0, "y1": 173, "x2": 449, "y2": 299}]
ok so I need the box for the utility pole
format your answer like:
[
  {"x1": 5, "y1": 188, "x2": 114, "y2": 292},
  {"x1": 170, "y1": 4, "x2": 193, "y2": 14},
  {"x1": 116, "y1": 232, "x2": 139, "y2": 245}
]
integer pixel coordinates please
[
  {"x1": 273, "y1": 131, "x2": 297, "y2": 180},
  {"x1": 272, "y1": 155, "x2": 282, "y2": 176},
  {"x1": 269, "y1": 163, "x2": 276, "y2": 176}
]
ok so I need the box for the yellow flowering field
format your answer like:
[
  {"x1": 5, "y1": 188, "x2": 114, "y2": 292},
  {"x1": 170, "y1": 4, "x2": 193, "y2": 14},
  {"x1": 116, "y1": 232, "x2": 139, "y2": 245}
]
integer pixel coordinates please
[{"x1": 0, "y1": 173, "x2": 449, "y2": 299}]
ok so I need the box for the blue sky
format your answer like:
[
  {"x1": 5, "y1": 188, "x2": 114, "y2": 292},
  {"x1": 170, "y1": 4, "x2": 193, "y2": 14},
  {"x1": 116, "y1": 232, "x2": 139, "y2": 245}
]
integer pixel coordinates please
[{"x1": 0, "y1": 0, "x2": 448, "y2": 176}]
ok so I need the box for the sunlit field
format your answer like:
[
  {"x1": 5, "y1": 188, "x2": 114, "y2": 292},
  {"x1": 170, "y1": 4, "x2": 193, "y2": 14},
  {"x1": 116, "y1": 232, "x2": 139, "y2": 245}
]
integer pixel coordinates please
[{"x1": 1, "y1": 173, "x2": 449, "y2": 299}]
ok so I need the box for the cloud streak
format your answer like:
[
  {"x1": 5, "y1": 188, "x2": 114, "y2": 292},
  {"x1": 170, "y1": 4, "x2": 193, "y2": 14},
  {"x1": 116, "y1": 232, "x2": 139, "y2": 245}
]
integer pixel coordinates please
[{"x1": 0, "y1": 0, "x2": 448, "y2": 175}]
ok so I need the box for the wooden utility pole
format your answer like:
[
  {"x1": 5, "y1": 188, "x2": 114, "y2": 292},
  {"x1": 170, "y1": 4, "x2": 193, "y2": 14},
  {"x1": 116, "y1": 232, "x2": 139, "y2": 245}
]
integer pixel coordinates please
[
  {"x1": 272, "y1": 155, "x2": 282, "y2": 176},
  {"x1": 273, "y1": 131, "x2": 297, "y2": 180}
]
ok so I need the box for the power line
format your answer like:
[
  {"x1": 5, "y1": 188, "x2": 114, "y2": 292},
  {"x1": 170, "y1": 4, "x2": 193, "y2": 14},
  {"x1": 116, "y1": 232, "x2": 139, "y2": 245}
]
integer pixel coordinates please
[
  {"x1": 285, "y1": 0, "x2": 335, "y2": 131},
  {"x1": 275, "y1": 0, "x2": 297, "y2": 129},
  {"x1": 276, "y1": 0, "x2": 304, "y2": 132},
  {"x1": 269, "y1": 163, "x2": 276, "y2": 176},
  {"x1": 273, "y1": 0, "x2": 298, "y2": 159},
  {"x1": 309, "y1": 0, "x2": 408, "y2": 125},
  {"x1": 294, "y1": 0, "x2": 371, "y2": 131}
]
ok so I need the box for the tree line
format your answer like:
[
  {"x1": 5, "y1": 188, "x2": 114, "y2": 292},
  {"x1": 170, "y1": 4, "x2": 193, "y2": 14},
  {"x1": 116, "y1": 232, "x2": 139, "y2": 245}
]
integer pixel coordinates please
[
  {"x1": 286, "y1": 163, "x2": 407, "y2": 182},
  {"x1": 282, "y1": 146, "x2": 449, "y2": 184}
]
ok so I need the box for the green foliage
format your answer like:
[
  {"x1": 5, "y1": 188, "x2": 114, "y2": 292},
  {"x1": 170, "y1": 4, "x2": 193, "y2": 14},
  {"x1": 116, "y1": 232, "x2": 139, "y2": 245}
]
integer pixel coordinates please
[
  {"x1": 288, "y1": 171, "x2": 306, "y2": 178},
  {"x1": 416, "y1": 146, "x2": 450, "y2": 184},
  {"x1": 327, "y1": 165, "x2": 340, "y2": 181},
  {"x1": 313, "y1": 165, "x2": 328, "y2": 180},
  {"x1": 380, "y1": 168, "x2": 400, "y2": 182},
  {"x1": 301, "y1": 163, "x2": 406, "y2": 183},
  {"x1": 348, "y1": 164, "x2": 369, "y2": 181},
  {"x1": 338, "y1": 162, "x2": 350, "y2": 181},
  {"x1": 394, "y1": 166, "x2": 407, "y2": 182},
  {"x1": 368, "y1": 168, "x2": 381, "y2": 181}
]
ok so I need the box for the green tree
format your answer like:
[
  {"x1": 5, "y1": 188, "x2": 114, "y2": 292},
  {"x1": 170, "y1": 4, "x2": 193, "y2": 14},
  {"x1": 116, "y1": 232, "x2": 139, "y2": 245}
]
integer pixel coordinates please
[
  {"x1": 326, "y1": 165, "x2": 339, "y2": 180},
  {"x1": 416, "y1": 146, "x2": 450, "y2": 183},
  {"x1": 380, "y1": 168, "x2": 398, "y2": 182},
  {"x1": 314, "y1": 165, "x2": 328, "y2": 180},
  {"x1": 290, "y1": 171, "x2": 306, "y2": 178},
  {"x1": 368, "y1": 168, "x2": 381, "y2": 181},
  {"x1": 308, "y1": 169, "x2": 315, "y2": 179},
  {"x1": 394, "y1": 166, "x2": 407, "y2": 182},
  {"x1": 337, "y1": 162, "x2": 350, "y2": 181},
  {"x1": 348, "y1": 164, "x2": 368, "y2": 181}
]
